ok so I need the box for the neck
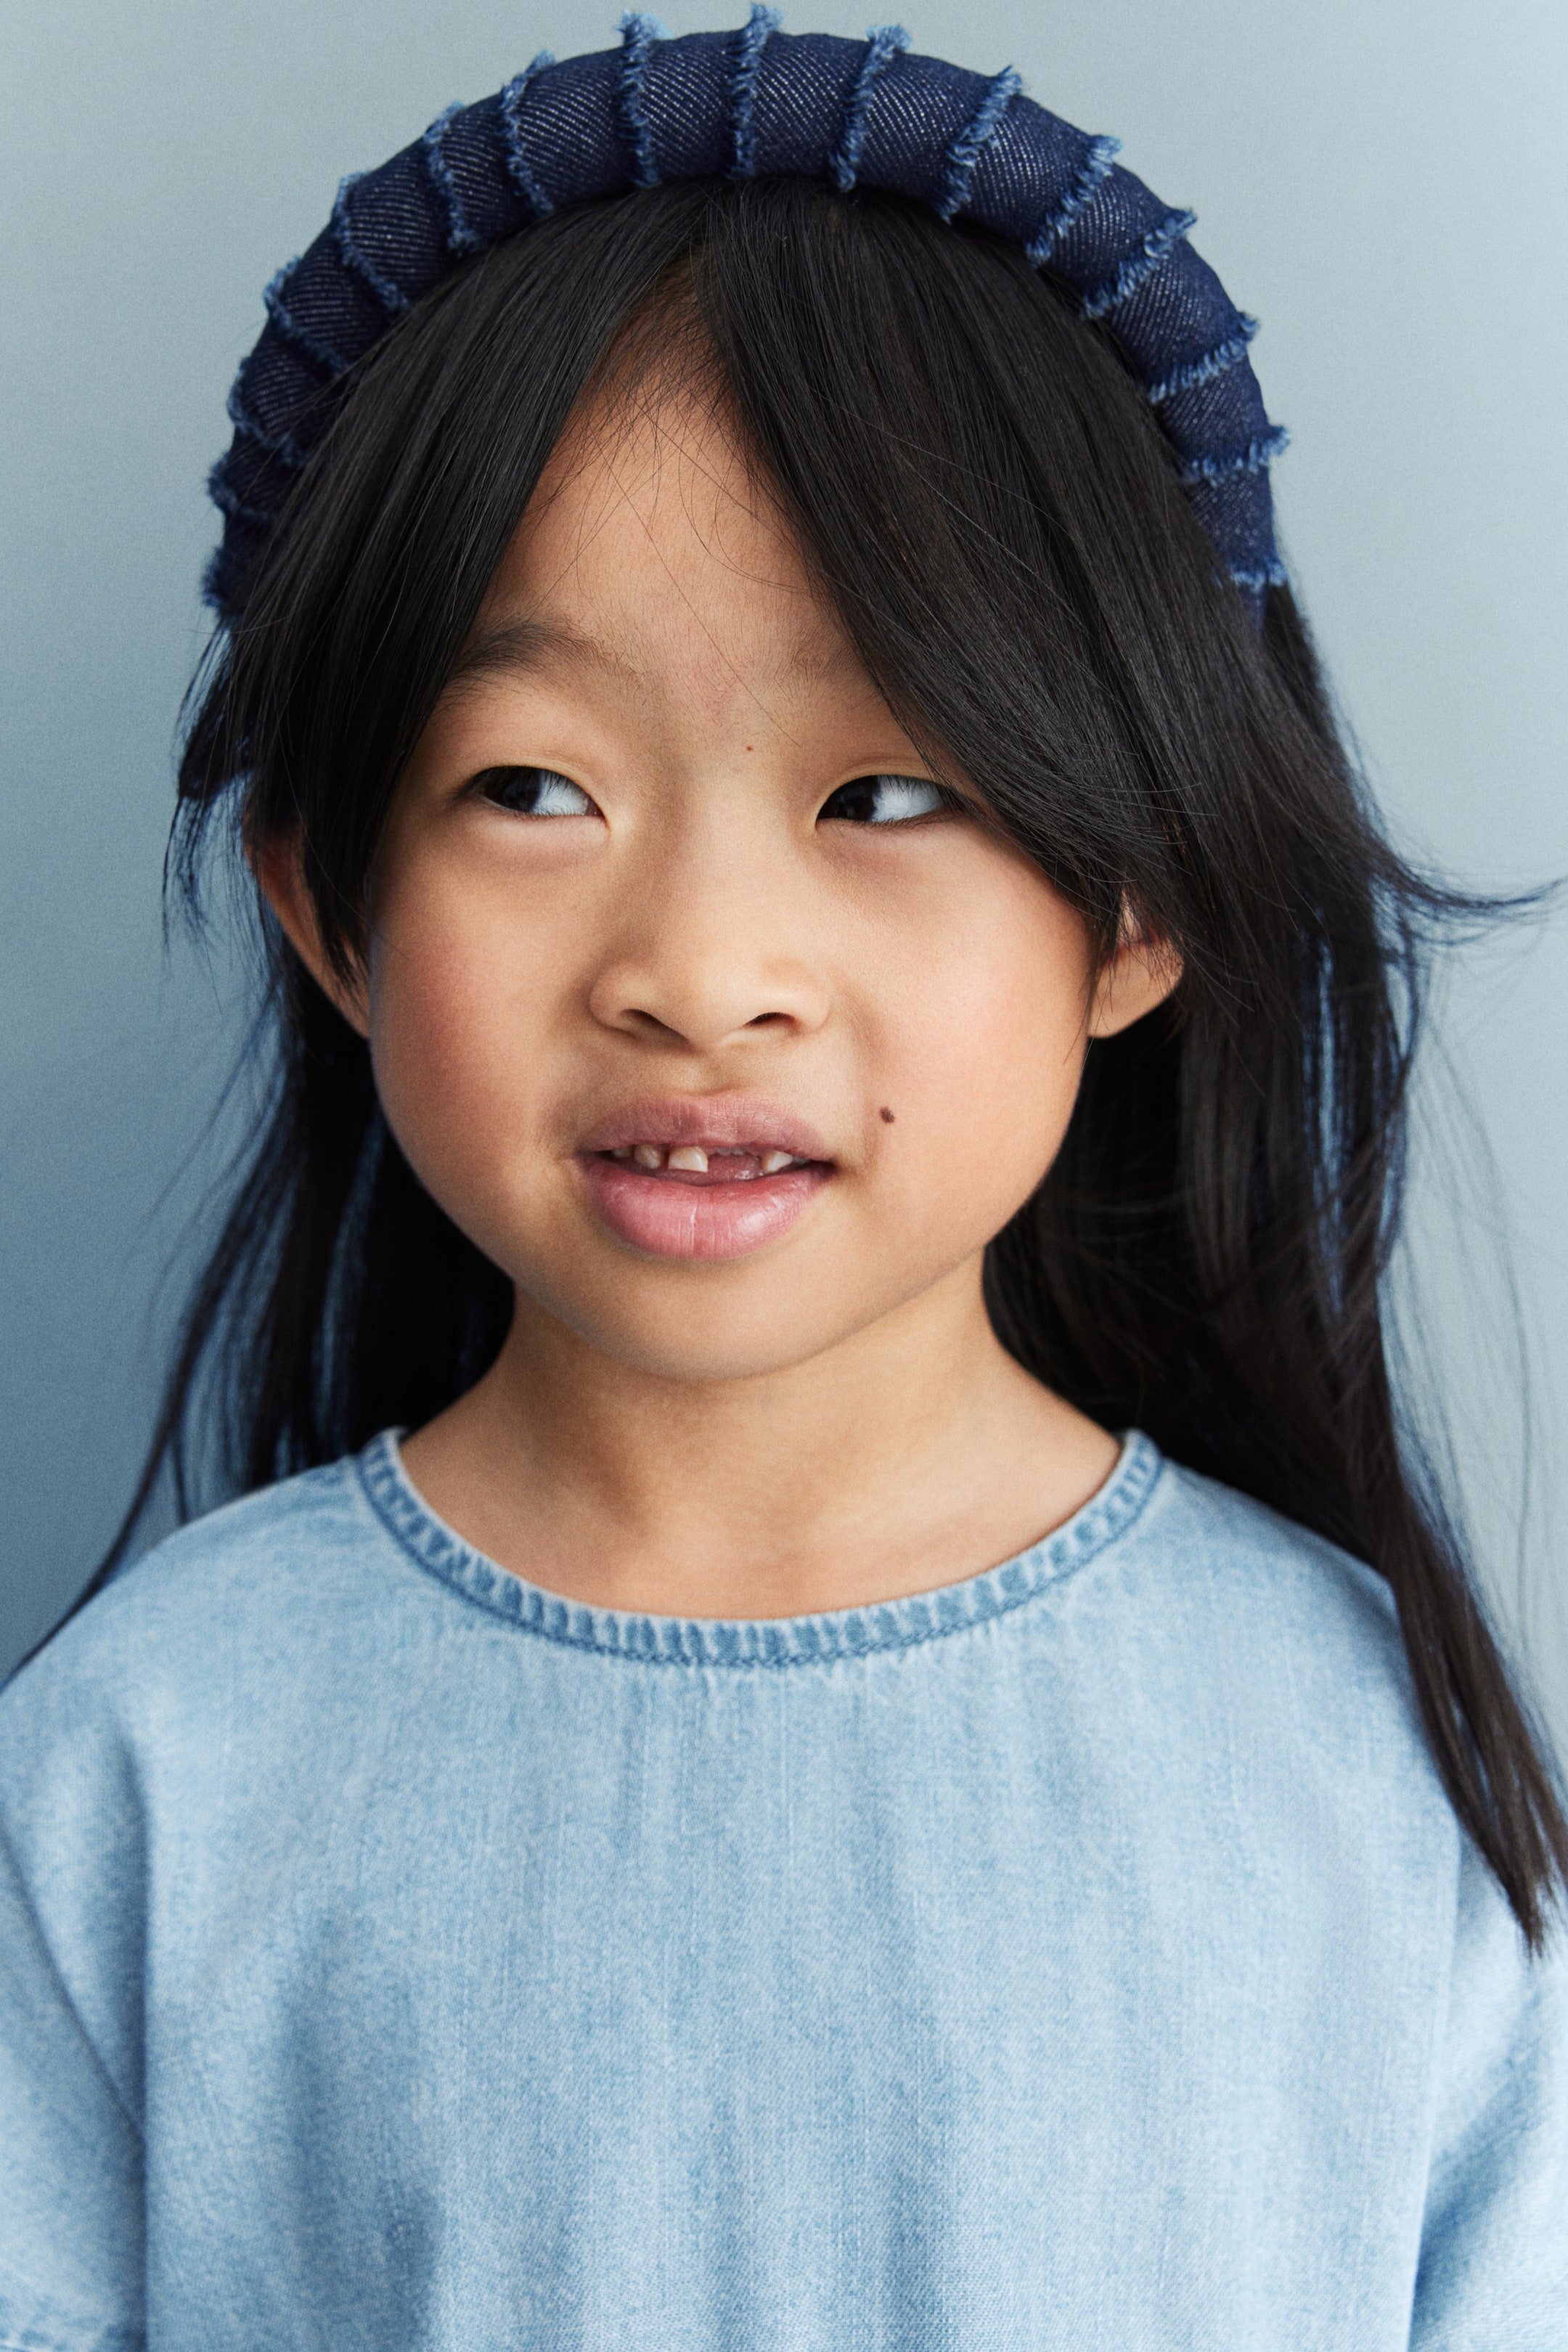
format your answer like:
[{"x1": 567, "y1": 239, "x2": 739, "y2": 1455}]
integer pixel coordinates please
[{"x1": 399, "y1": 1257, "x2": 1118, "y2": 1620}]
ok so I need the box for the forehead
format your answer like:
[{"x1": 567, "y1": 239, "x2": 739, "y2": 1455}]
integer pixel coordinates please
[{"x1": 464, "y1": 377, "x2": 863, "y2": 701}]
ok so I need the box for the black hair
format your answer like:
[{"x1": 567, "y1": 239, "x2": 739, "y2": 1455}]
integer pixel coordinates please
[{"x1": 67, "y1": 178, "x2": 1568, "y2": 1943}]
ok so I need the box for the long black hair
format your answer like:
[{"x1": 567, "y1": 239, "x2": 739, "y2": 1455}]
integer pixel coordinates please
[{"x1": 71, "y1": 178, "x2": 1568, "y2": 1943}]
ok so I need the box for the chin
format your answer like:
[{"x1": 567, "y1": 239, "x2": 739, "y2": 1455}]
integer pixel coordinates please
[{"x1": 564, "y1": 1294, "x2": 861, "y2": 1387}]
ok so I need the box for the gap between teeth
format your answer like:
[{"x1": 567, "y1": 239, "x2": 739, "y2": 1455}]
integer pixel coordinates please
[{"x1": 611, "y1": 1145, "x2": 802, "y2": 1175}]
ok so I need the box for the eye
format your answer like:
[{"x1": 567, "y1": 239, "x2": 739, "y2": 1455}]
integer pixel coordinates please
[
  {"x1": 474, "y1": 765, "x2": 598, "y2": 817},
  {"x1": 818, "y1": 773, "x2": 950, "y2": 825}
]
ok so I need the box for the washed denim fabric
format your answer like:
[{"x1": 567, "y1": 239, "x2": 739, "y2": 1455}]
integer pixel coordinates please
[
  {"x1": 1, "y1": 1432, "x2": 1563, "y2": 2349},
  {"x1": 209, "y1": 12, "x2": 1287, "y2": 627}
]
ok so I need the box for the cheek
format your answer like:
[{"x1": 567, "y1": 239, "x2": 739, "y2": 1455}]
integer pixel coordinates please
[
  {"x1": 363, "y1": 873, "x2": 556, "y2": 1236},
  {"x1": 869, "y1": 873, "x2": 1092, "y2": 1233}
]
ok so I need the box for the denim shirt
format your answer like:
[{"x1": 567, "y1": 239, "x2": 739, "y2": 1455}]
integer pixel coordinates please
[{"x1": 2, "y1": 1432, "x2": 1563, "y2": 2349}]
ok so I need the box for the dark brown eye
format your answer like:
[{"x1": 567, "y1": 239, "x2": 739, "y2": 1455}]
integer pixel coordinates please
[
  {"x1": 475, "y1": 766, "x2": 597, "y2": 817},
  {"x1": 818, "y1": 775, "x2": 947, "y2": 825}
]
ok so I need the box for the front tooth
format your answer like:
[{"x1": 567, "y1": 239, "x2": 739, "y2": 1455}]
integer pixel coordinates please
[
  {"x1": 633, "y1": 1143, "x2": 664, "y2": 1170},
  {"x1": 761, "y1": 1149, "x2": 796, "y2": 1175},
  {"x1": 668, "y1": 1146, "x2": 709, "y2": 1172}
]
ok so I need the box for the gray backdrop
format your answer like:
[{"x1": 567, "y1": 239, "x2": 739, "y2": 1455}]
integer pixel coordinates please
[{"x1": 4, "y1": 0, "x2": 1565, "y2": 1749}]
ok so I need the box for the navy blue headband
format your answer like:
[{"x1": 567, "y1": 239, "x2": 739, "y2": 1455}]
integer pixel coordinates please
[{"x1": 209, "y1": 9, "x2": 1288, "y2": 626}]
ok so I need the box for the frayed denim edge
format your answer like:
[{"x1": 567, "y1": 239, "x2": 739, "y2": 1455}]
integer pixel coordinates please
[
  {"x1": 935, "y1": 66, "x2": 1021, "y2": 222},
  {"x1": 828, "y1": 23, "x2": 910, "y2": 195},
  {"x1": 1023, "y1": 132, "x2": 1121, "y2": 268},
  {"x1": 226, "y1": 386, "x2": 311, "y2": 472},
  {"x1": 261, "y1": 264, "x2": 354, "y2": 380},
  {"x1": 727, "y1": 3, "x2": 781, "y2": 179},
  {"x1": 422, "y1": 102, "x2": 484, "y2": 256},
  {"x1": 500, "y1": 54, "x2": 558, "y2": 218},
  {"x1": 1146, "y1": 318, "x2": 1257, "y2": 407},
  {"x1": 1079, "y1": 205, "x2": 1196, "y2": 322},
  {"x1": 207, "y1": 467, "x2": 276, "y2": 528},
  {"x1": 1229, "y1": 556, "x2": 1290, "y2": 592},
  {"x1": 1179, "y1": 424, "x2": 1290, "y2": 487},
  {"x1": 330, "y1": 173, "x2": 412, "y2": 319},
  {"x1": 618, "y1": 12, "x2": 667, "y2": 189}
]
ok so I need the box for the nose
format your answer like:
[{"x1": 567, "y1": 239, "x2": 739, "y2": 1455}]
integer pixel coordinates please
[{"x1": 586, "y1": 835, "x2": 832, "y2": 1054}]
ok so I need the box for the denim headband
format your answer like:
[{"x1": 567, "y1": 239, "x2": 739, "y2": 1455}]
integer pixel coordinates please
[{"x1": 208, "y1": 9, "x2": 1288, "y2": 626}]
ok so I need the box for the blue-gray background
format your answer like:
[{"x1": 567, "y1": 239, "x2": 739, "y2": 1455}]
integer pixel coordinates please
[{"x1": 4, "y1": 0, "x2": 1565, "y2": 1748}]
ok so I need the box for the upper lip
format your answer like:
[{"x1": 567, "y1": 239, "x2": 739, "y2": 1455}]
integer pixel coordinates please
[{"x1": 578, "y1": 1095, "x2": 833, "y2": 1162}]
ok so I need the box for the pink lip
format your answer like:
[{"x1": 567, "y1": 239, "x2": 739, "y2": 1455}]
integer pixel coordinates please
[{"x1": 576, "y1": 1094, "x2": 835, "y2": 1262}]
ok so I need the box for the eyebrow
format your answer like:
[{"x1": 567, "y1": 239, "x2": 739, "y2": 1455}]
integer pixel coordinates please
[
  {"x1": 443, "y1": 613, "x2": 861, "y2": 697},
  {"x1": 444, "y1": 616, "x2": 618, "y2": 690}
]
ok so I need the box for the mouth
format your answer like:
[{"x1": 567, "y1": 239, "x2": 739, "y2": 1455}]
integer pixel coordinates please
[
  {"x1": 576, "y1": 1098, "x2": 835, "y2": 1262},
  {"x1": 600, "y1": 1141, "x2": 812, "y2": 1183}
]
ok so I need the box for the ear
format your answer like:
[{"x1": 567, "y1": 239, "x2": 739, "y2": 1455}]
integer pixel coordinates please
[
  {"x1": 1087, "y1": 905, "x2": 1183, "y2": 1041},
  {"x1": 251, "y1": 831, "x2": 371, "y2": 1040}
]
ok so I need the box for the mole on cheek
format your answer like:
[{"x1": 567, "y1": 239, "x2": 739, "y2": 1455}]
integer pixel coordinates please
[{"x1": 879, "y1": 1107, "x2": 896, "y2": 1124}]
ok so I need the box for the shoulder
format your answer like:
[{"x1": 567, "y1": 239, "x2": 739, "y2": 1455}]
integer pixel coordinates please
[
  {"x1": 1070, "y1": 1442, "x2": 1437, "y2": 1813},
  {"x1": 1, "y1": 1447, "x2": 407, "y2": 1756},
  {"x1": 0, "y1": 1446, "x2": 442, "y2": 1935},
  {"x1": 1125, "y1": 1447, "x2": 1403, "y2": 1654}
]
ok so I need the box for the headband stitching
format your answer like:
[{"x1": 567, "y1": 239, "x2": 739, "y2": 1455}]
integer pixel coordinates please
[
  {"x1": 500, "y1": 52, "x2": 558, "y2": 218},
  {"x1": 208, "y1": 469, "x2": 277, "y2": 528},
  {"x1": 936, "y1": 67, "x2": 1021, "y2": 222},
  {"x1": 422, "y1": 102, "x2": 483, "y2": 256},
  {"x1": 1228, "y1": 558, "x2": 1290, "y2": 592},
  {"x1": 728, "y1": 4, "x2": 780, "y2": 177},
  {"x1": 829, "y1": 23, "x2": 909, "y2": 194},
  {"x1": 1146, "y1": 319, "x2": 1257, "y2": 407},
  {"x1": 1023, "y1": 133, "x2": 1121, "y2": 268},
  {"x1": 1178, "y1": 426, "x2": 1290, "y2": 488},
  {"x1": 618, "y1": 13, "x2": 667, "y2": 190},
  {"x1": 1080, "y1": 206, "x2": 1196, "y2": 321},
  {"x1": 330, "y1": 175, "x2": 412, "y2": 318},
  {"x1": 261, "y1": 265, "x2": 354, "y2": 379},
  {"x1": 226, "y1": 391, "x2": 311, "y2": 472}
]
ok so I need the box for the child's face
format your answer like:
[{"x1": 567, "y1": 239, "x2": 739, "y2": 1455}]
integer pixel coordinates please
[{"x1": 322, "y1": 377, "x2": 1173, "y2": 1384}]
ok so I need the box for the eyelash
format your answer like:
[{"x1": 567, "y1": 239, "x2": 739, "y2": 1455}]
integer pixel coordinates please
[{"x1": 473, "y1": 767, "x2": 955, "y2": 827}]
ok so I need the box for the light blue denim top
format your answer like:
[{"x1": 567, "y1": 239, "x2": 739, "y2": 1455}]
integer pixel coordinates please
[{"x1": 2, "y1": 1431, "x2": 1564, "y2": 2350}]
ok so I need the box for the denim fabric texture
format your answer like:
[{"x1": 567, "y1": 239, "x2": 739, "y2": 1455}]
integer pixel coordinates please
[
  {"x1": 209, "y1": 9, "x2": 1289, "y2": 628},
  {"x1": 1, "y1": 1434, "x2": 1564, "y2": 2349}
]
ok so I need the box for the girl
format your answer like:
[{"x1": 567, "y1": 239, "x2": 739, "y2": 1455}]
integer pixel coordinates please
[{"x1": 2, "y1": 15, "x2": 1564, "y2": 2345}]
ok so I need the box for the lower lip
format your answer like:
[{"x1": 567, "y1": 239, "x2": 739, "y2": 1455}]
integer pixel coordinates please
[{"x1": 579, "y1": 1156, "x2": 832, "y2": 1261}]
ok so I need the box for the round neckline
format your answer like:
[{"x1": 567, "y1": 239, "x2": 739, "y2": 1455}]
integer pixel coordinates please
[{"x1": 356, "y1": 1426, "x2": 1163, "y2": 1670}]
